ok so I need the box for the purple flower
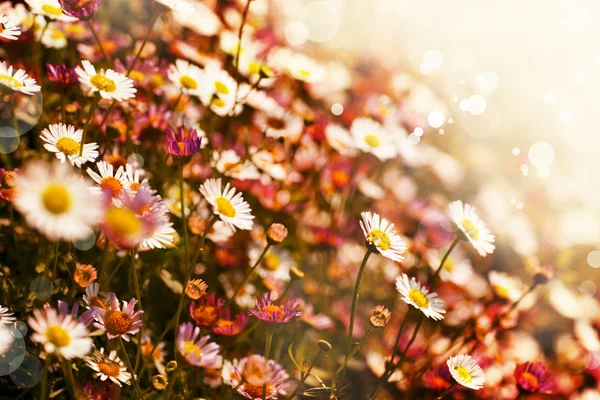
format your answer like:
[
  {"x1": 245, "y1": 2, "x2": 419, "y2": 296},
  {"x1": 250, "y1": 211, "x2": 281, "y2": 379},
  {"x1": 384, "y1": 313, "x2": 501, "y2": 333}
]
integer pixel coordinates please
[
  {"x1": 514, "y1": 361, "x2": 553, "y2": 394},
  {"x1": 59, "y1": 0, "x2": 102, "y2": 21},
  {"x1": 177, "y1": 322, "x2": 222, "y2": 367},
  {"x1": 46, "y1": 64, "x2": 78, "y2": 86},
  {"x1": 93, "y1": 293, "x2": 143, "y2": 341},
  {"x1": 248, "y1": 292, "x2": 301, "y2": 324},
  {"x1": 165, "y1": 126, "x2": 202, "y2": 156},
  {"x1": 235, "y1": 355, "x2": 290, "y2": 400}
]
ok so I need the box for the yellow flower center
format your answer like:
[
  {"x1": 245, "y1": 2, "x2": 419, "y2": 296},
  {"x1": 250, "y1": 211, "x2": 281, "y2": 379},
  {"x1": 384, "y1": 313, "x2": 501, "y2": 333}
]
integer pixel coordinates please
[
  {"x1": 493, "y1": 285, "x2": 511, "y2": 300},
  {"x1": 364, "y1": 134, "x2": 381, "y2": 148},
  {"x1": 41, "y1": 4, "x2": 64, "y2": 15},
  {"x1": 65, "y1": 24, "x2": 86, "y2": 35},
  {"x1": 212, "y1": 97, "x2": 226, "y2": 108},
  {"x1": 128, "y1": 70, "x2": 146, "y2": 82},
  {"x1": 262, "y1": 304, "x2": 285, "y2": 320},
  {"x1": 179, "y1": 75, "x2": 197, "y2": 90},
  {"x1": 443, "y1": 258, "x2": 455, "y2": 272},
  {"x1": 105, "y1": 207, "x2": 141, "y2": 237},
  {"x1": 90, "y1": 74, "x2": 117, "y2": 92},
  {"x1": 104, "y1": 310, "x2": 131, "y2": 335},
  {"x1": 51, "y1": 29, "x2": 66, "y2": 40},
  {"x1": 56, "y1": 137, "x2": 80, "y2": 156},
  {"x1": 243, "y1": 383, "x2": 272, "y2": 398},
  {"x1": 129, "y1": 182, "x2": 142, "y2": 191},
  {"x1": 42, "y1": 184, "x2": 72, "y2": 215},
  {"x1": 214, "y1": 80, "x2": 229, "y2": 95},
  {"x1": 97, "y1": 361, "x2": 121, "y2": 377},
  {"x1": 99, "y1": 176, "x2": 123, "y2": 197},
  {"x1": 248, "y1": 61, "x2": 260, "y2": 75},
  {"x1": 0, "y1": 23, "x2": 4, "y2": 34},
  {"x1": 183, "y1": 341, "x2": 202, "y2": 357},
  {"x1": 262, "y1": 252, "x2": 280, "y2": 271},
  {"x1": 455, "y1": 366, "x2": 472, "y2": 383},
  {"x1": 366, "y1": 229, "x2": 391, "y2": 250},
  {"x1": 299, "y1": 69, "x2": 310, "y2": 77},
  {"x1": 215, "y1": 197, "x2": 236, "y2": 218},
  {"x1": 149, "y1": 73, "x2": 164, "y2": 88},
  {"x1": 408, "y1": 288, "x2": 429, "y2": 308},
  {"x1": 45, "y1": 326, "x2": 71, "y2": 347},
  {"x1": 459, "y1": 219, "x2": 479, "y2": 240},
  {"x1": 0, "y1": 74, "x2": 23, "y2": 88}
]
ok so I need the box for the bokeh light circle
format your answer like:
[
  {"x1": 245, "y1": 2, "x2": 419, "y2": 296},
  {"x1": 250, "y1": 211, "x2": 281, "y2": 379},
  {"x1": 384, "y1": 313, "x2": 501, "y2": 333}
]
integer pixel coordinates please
[
  {"x1": 9, "y1": 354, "x2": 43, "y2": 388},
  {"x1": 10, "y1": 321, "x2": 27, "y2": 339},
  {"x1": 72, "y1": 228, "x2": 96, "y2": 251},
  {"x1": 127, "y1": 153, "x2": 145, "y2": 168},
  {"x1": 580, "y1": 280, "x2": 597, "y2": 297},
  {"x1": 0, "y1": 127, "x2": 20, "y2": 154},
  {"x1": 528, "y1": 141, "x2": 555, "y2": 169},
  {"x1": 0, "y1": 329, "x2": 25, "y2": 376},
  {"x1": 467, "y1": 95, "x2": 487, "y2": 115},
  {"x1": 284, "y1": 21, "x2": 309, "y2": 46},
  {"x1": 299, "y1": 1, "x2": 340, "y2": 43},
  {"x1": 416, "y1": 210, "x2": 456, "y2": 249},
  {"x1": 331, "y1": 103, "x2": 344, "y2": 115},
  {"x1": 587, "y1": 250, "x2": 600, "y2": 268},
  {"x1": 476, "y1": 71, "x2": 499, "y2": 91},
  {"x1": 29, "y1": 276, "x2": 53, "y2": 301},
  {"x1": 427, "y1": 111, "x2": 445, "y2": 128}
]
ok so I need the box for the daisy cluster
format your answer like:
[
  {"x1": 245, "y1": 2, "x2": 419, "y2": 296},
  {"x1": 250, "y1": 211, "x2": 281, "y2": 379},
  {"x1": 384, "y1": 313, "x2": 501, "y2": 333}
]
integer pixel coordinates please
[{"x1": 0, "y1": 0, "x2": 597, "y2": 399}]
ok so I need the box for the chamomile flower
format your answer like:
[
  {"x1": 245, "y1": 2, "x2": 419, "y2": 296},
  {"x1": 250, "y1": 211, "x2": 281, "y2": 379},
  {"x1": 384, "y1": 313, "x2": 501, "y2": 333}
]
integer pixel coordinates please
[
  {"x1": 271, "y1": 47, "x2": 325, "y2": 83},
  {"x1": 488, "y1": 271, "x2": 527, "y2": 303},
  {"x1": 37, "y1": 21, "x2": 67, "y2": 49},
  {"x1": 28, "y1": 307, "x2": 93, "y2": 359},
  {"x1": 167, "y1": 59, "x2": 203, "y2": 96},
  {"x1": 396, "y1": 274, "x2": 446, "y2": 320},
  {"x1": 25, "y1": 0, "x2": 77, "y2": 22},
  {"x1": 86, "y1": 161, "x2": 129, "y2": 203},
  {"x1": 85, "y1": 348, "x2": 131, "y2": 386},
  {"x1": 199, "y1": 178, "x2": 254, "y2": 231},
  {"x1": 221, "y1": 358, "x2": 245, "y2": 387},
  {"x1": 214, "y1": 149, "x2": 261, "y2": 180},
  {"x1": 0, "y1": 14, "x2": 21, "y2": 40},
  {"x1": 235, "y1": 355, "x2": 290, "y2": 400},
  {"x1": 325, "y1": 124, "x2": 357, "y2": 156},
  {"x1": 359, "y1": 211, "x2": 406, "y2": 262},
  {"x1": 447, "y1": 354, "x2": 485, "y2": 390},
  {"x1": 124, "y1": 164, "x2": 149, "y2": 192},
  {"x1": 177, "y1": 322, "x2": 222, "y2": 368},
  {"x1": 448, "y1": 200, "x2": 495, "y2": 256},
  {"x1": 0, "y1": 305, "x2": 16, "y2": 326},
  {"x1": 76, "y1": 60, "x2": 136, "y2": 101},
  {"x1": 254, "y1": 107, "x2": 304, "y2": 141},
  {"x1": 0, "y1": 61, "x2": 41, "y2": 95},
  {"x1": 41, "y1": 123, "x2": 98, "y2": 167},
  {"x1": 351, "y1": 117, "x2": 398, "y2": 161},
  {"x1": 427, "y1": 246, "x2": 473, "y2": 285},
  {"x1": 198, "y1": 65, "x2": 240, "y2": 116},
  {"x1": 14, "y1": 161, "x2": 103, "y2": 241}
]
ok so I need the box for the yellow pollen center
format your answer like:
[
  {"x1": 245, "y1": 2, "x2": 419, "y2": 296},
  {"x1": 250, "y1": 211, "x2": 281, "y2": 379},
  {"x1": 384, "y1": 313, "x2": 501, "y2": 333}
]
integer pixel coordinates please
[
  {"x1": 262, "y1": 252, "x2": 280, "y2": 271},
  {"x1": 42, "y1": 184, "x2": 72, "y2": 215},
  {"x1": 212, "y1": 97, "x2": 226, "y2": 108},
  {"x1": 128, "y1": 70, "x2": 145, "y2": 82},
  {"x1": 299, "y1": 69, "x2": 310, "y2": 77},
  {"x1": 0, "y1": 74, "x2": 23, "y2": 88},
  {"x1": 105, "y1": 207, "x2": 141, "y2": 237},
  {"x1": 45, "y1": 326, "x2": 71, "y2": 347},
  {"x1": 443, "y1": 258, "x2": 455, "y2": 272},
  {"x1": 51, "y1": 29, "x2": 66, "y2": 40},
  {"x1": 262, "y1": 304, "x2": 284, "y2": 320},
  {"x1": 408, "y1": 289, "x2": 429, "y2": 308},
  {"x1": 366, "y1": 229, "x2": 391, "y2": 250},
  {"x1": 100, "y1": 177, "x2": 123, "y2": 197},
  {"x1": 493, "y1": 285, "x2": 511, "y2": 300},
  {"x1": 215, "y1": 197, "x2": 236, "y2": 218},
  {"x1": 364, "y1": 134, "x2": 381, "y2": 148},
  {"x1": 104, "y1": 310, "x2": 131, "y2": 335},
  {"x1": 455, "y1": 366, "x2": 472, "y2": 383},
  {"x1": 0, "y1": 23, "x2": 5, "y2": 34},
  {"x1": 521, "y1": 371, "x2": 540, "y2": 390},
  {"x1": 90, "y1": 74, "x2": 117, "y2": 92},
  {"x1": 183, "y1": 341, "x2": 202, "y2": 357},
  {"x1": 56, "y1": 137, "x2": 80, "y2": 156},
  {"x1": 214, "y1": 80, "x2": 229, "y2": 95},
  {"x1": 243, "y1": 383, "x2": 271, "y2": 398},
  {"x1": 179, "y1": 75, "x2": 197, "y2": 90},
  {"x1": 136, "y1": 204, "x2": 151, "y2": 216},
  {"x1": 459, "y1": 219, "x2": 479, "y2": 240},
  {"x1": 41, "y1": 4, "x2": 63, "y2": 15},
  {"x1": 97, "y1": 361, "x2": 121, "y2": 377},
  {"x1": 129, "y1": 182, "x2": 142, "y2": 191}
]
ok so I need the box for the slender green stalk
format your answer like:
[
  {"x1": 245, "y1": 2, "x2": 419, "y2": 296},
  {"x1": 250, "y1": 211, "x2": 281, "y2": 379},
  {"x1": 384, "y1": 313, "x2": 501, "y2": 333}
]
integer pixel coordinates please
[
  {"x1": 232, "y1": 0, "x2": 253, "y2": 111},
  {"x1": 276, "y1": 279, "x2": 294, "y2": 304},
  {"x1": 61, "y1": 360, "x2": 78, "y2": 398},
  {"x1": 130, "y1": 249, "x2": 144, "y2": 372},
  {"x1": 286, "y1": 347, "x2": 325, "y2": 400},
  {"x1": 179, "y1": 158, "x2": 190, "y2": 266},
  {"x1": 345, "y1": 249, "x2": 372, "y2": 357},
  {"x1": 262, "y1": 330, "x2": 274, "y2": 400},
  {"x1": 127, "y1": 11, "x2": 161, "y2": 75},
  {"x1": 224, "y1": 243, "x2": 271, "y2": 310},
  {"x1": 430, "y1": 237, "x2": 460, "y2": 287},
  {"x1": 118, "y1": 337, "x2": 143, "y2": 396},
  {"x1": 51, "y1": 242, "x2": 59, "y2": 278},
  {"x1": 79, "y1": 95, "x2": 99, "y2": 156},
  {"x1": 99, "y1": 239, "x2": 110, "y2": 286},
  {"x1": 40, "y1": 355, "x2": 51, "y2": 400},
  {"x1": 87, "y1": 20, "x2": 113, "y2": 68},
  {"x1": 333, "y1": 325, "x2": 374, "y2": 393},
  {"x1": 436, "y1": 383, "x2": 455, "y2": 399}
]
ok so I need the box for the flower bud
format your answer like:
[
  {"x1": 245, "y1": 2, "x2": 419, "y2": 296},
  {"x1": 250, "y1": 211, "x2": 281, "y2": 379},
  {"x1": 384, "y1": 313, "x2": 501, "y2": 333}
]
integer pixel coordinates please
[
  {"x1": 152, "y1": 374, "x2": 168, "y2": 391},
  {"x1": 186, "y1": 279, "x2": 208, "y2": 300},
  {"x1": 317, "y1": 340, "x2": 332, "y2": 352},
  {"x1": 165, "y1": 360, "x2": 178, "y2": 373},
  {"x1": 1, "y1": 171, "x2": 17, "y2": 188},
  {"x1": 73, "y1": 264, "x2": 97, "y2": 288},
  {"x1": 267, "y1": 223, "x2": 288, "y2": 245},
  {"x1": 369, "y1": 305, "x2": 391, "y2": 328}
]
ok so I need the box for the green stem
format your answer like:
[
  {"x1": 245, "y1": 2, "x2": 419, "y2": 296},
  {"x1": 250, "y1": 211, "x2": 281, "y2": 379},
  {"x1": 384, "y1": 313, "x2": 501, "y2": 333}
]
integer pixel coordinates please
[
  {"x1": 40, "y1": 355, "x2": 51, "y2": 400},
  {"x1": 436, "y1": 383, "x2": 456, "y2": 400},
  {"x1": 346, "y1": 249, "x2": 372, "y2": 358},
  {"x1": 262, "y1": 330, "x2": 274, "y2": 400},
  {"x1": 87, "y1": 20, "x2": 113, "y2": 68},
  {"x1": 286, "y1": 348, "x2": 324, "y2": 400},
  {"x1": 51, "y1": 242, "x2": 59, "y2": 278},
  {"x1": 99, "y1": 239, "x2": 110, "y2": 286},
  {"x1": 127, "y1": 11, "x2": 161, "y2": 75},
  {"x1": 79, "y1": 95, "x2": 99, "y2": 156},
  {"x1": 179, "y1": 158, "x2": 190, "y2": 267},
  {"x1": 61, "y1": 360, "x2": 78, "y2": 398},
  {"x1": 130, "y1": 249, "x2": 143, "y2": 372},
  {"x1": 334, "y1": 325, "x2": 373, "y2": 387},
  {"x1": 223, "y1": 242, "x2": 271, "y2": 310},
  {"x1": 430, "y1": 237, "x2": 460, "y2": 288},
  {"x1": 118, "y1": 337, "x2": 143, "y2": 396}
]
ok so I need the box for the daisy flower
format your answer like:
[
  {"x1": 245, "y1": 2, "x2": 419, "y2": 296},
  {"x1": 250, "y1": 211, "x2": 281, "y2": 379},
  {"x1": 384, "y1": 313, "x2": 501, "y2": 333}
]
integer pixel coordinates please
[
  {"x1": 28, "y1": 307, "x2": 93, "y2": 359},
  {"x1": 395, "y1": 274, "x2": 446, "y2": 321},
  {"x1": 37, "y1": 22, "x2": 67, "y2": 49},
  {"x1": 198, "y1": 65, "x2": 240, "y2": 116},
  {"x1": 85, "y1": 348, "x2": 131, "y2": 386},
  {"x1": 221, "y1": 358, "x2": 245, "y2": 387},
  {"x1": 271, "y1": 47, "x2": 325, "y2": 83},
  {"x1": 250, "y1": 245, "x2": 294, "y2": 283},
  {"x1": 86, "y1": 160, "x2": 129, "y2": 203},
  {"x1": 448, "y1": 200, "x2": 495, "y2": 256},
  {"x1": 325, "y1": 124, "x2": 357, "y2": 156},
  {"x1": 0, "y1": 14, "x2": 21, "y2": 40},
  {"x1": 167, "y1": 59, "x2": 203, "y2": 96},
  {"x1": 0, "y1": 305, "x2": 16, "y2": 326},
  {"x1": 248, "y1": 292, "x2": 301, "y2": 324},
  {"x1": 0, "y1": 324, "x2": 13, "y2": 355},
  {"x1": 177, "y1": 322, "x2": 222, "y2": 368},
  {"x1": 351, "y1": 117, "x2": 398, "y2": 161},
  {"x1": 254, "y1": 107, "x2": 304, "y2": 141},
  {"x1": 488, "y1": 271, "x2": 527, "y2": 303},
  {"x1": 199, "y1": 178, "x2": 254, "y2": 231},
  {"x1": 25, "y1": 0, "x2": 77, "y2": 21},
  {"x1": 447, "y1": 354, "x2": 485, "y2": 390},
  {"x1": 359, "y1": 211, "x2": 406, "y2": 262},
  {"x1": 124, "y1": 164, "x2": 149, "y2": 193},
  {"x1": 83, "y1": 282, "x2": 108, "y2": 312},
  {"x1": 76, "y1": 60, "x2": 136, "y2": 101},
  {"x1": 426, "y1": 246, "x2": 473, "y2": 285},
  {"x1": 0, "y1": 61, "x2": 41, "y2": 95},
  {"x1": 13, "y1": 161, "x2": 103, "y2": 241},
  {"x1": 93, "y1": 293, "x2": 143, "y2": 341},
  {"x1": 514, "y1": 361, "x2": 553, "y2": 394},
  {"x1": 73, "y1": 264, "x2": 97, "y2": 288},
  {"x1": 41, "y1": 123, "x2": 99, "y2": 167},
  {"x1": 235, "y1": 355, "x2": 290, "y2": 400}
]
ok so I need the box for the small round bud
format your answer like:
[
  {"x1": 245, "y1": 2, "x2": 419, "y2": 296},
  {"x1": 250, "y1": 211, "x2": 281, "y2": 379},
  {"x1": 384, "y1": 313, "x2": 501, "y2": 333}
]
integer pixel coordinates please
[
  {"x1": 186, "y1": 279, "x2": 209, "y2": 300},
  {"x1": 267, "y1": 223, "x2": 288, "y2": 245},
  {"x1": 152, "y1": 374, "x2": 168, "y2": 391},
  {"x1": 532, "y1": 265, "x2": 553, "y2": 286},
  {"x1": 369, "y1": 305, "x2": 391, "y2": 328},
  {"x1": 317, "y1": 340, "x2": 332, "y2": 352},
  {"x1": 1, "y1": 171, "x2": 17, "y2": 188},
  {"x1": 290, "y1": 267, "x2": 305, "y2": 280},
  {"x1": 165, "y1": 360, "x2": 178, "y2": 373},
  {"x1": 73, "y1": 264, "x2": 97, "y2": 288}
]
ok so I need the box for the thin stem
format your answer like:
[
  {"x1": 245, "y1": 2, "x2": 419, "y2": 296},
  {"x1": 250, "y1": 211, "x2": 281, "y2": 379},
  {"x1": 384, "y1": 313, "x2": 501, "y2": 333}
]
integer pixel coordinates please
[
  {"x1": 61, "y1": 360, "x2": 78, "y2": 398},
  {"x1": 118, "y1": 337, "x2": 143, "y2": 396},
  {"x1": 276, "y1": 279, "x2": 294, "y2": 304},
  {"x1": 127, "y1": 11, "x2": 161, "y2": 75},
  {"x1": 346, "y1": 249, "x2": 372, "y2": 358},
  {"x1": 51, "y1": 242, "x2": 59, "y2": 278},
  {"x1": 130, "y1": 249, "x2": 143, "y2": 372},
  {"x1": 179, "y1": 158, "x2": 190, "y2": 267},
  {"x1": 99, "y1": 239, "x2": 110, "y2": 286},
  {"x1": 396, "y1": 315, "x2": 424, "y2": 365},
  {"x1": 232, "y1": 0, "x2": 253, "y2": 110},
  {"x1": 40, "y1": 355, "x2": 51, "y2": 400},
  {"x1": 430, "y1": 237, "x2": 460, "y2": 288},
  {"x1": 335, "y1": 325, "x2": 373, "y2": 382},
  {"x1": 262, "y1": 330, "x2": 274, "y2": 400},
  {"x1": 507, "y1": 283, "x2": 537, "y2": 314},
  {"x1": 79, "y1": 95, "x2": 99, "y2": 156},
  {"x1": 389, "y1": 308, "x2": 411, "y2": 365},
  {"x1": 87, "y1": 20, "x2": 113, "y2": 68},
  {"x1": 224, "y1": 242, "x2": 271, "y2": 310},
  {"x1": 437, "y1": 383, "x2": 456, "y2": 400},
  {"x1": 286, "y1": 348, "x2": 324, "y2": 400}
]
